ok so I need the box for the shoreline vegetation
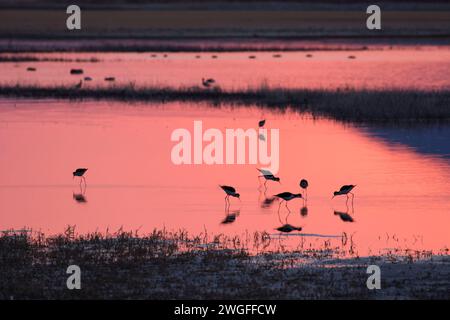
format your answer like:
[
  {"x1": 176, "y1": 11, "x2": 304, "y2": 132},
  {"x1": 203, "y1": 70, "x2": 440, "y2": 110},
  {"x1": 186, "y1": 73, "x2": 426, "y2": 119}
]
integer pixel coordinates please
[
  {"x1": 0, "y1": 84, "x2": 449, "y2": 123},
  {"x1": 0, "y1": 55, "x2": 101, "y2": 63},
  {"x1": 1, "y1": 228, "x2": 449, "y2": 299}
]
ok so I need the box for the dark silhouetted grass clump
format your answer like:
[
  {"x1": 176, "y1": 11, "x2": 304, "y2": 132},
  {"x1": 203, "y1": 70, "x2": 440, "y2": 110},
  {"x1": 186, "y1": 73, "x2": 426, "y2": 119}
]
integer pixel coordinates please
[
  {"x1": 0, "y1": 83, "x2": 449, "y2": 123},
  {"x1": 0, "y1": 55, "x2": 101, "y2": 63},
  {"x1": 1, "y1": 228, "x2": 449, "y2": 299}
]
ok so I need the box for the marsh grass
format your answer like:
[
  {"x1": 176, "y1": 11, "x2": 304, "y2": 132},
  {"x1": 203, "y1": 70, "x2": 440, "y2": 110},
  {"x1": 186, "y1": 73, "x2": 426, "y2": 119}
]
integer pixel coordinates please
[
  {"x1": 1, "y1": 83, "x2": 449, "y2": 123},
  {"x1": 1, "y1": 227, "x2": 449, "y2": 299},
  {"x1": 0, "y1": 55, "x2": 101, "y2": 63}
]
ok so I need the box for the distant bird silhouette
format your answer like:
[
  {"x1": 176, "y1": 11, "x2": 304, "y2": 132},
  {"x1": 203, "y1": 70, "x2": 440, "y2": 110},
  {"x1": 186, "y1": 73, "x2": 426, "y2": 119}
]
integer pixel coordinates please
[
  {"x1": 202, "y1": 78, "x2": 215, "y2": 88},
  {"x1": 248, "y1": 55, "x2": 256, "y2": 59},
  {"x1": 299, "y1": 179, "x2": 309, "y2": 198},
  {"x1": 220, "y1": 185, "x2": 240, "y2": 207},
  {"x1": 74, "y1": 80, "x2": 82, "y2": 89},
  {"x1": 334, "y1": 210, "x2": 354, "y2": 223},
  {"x1": 272, "y1": 54, "x2": 282, "y2": 58},
  {"x1": 84, "y1": 76, "x2": 92, "y2": 81},
  {"x1": 70, "y1": 69, "x2": 83, "y2": 75},
  {"x1": 104, "y1": 77, "x2": 115, "y2": 81},
  {"x1": 258, "y1": 119, "x2": 266, "y2": 127},
  {"x1": 276, "y1": 224, "x2": 302, "y2": 233},
  {"x1": 275, "y1": 192, "x2": 302, "y2": 212},
  {"x1": 257, "y1": 168, "x2": 280, "y2": 188},
  {"x1": 26, "y1": 67, "x2": 36, "y2": 72},
  {"x1": 73, "y1": 168, "x2": 88, "y2": 184}
]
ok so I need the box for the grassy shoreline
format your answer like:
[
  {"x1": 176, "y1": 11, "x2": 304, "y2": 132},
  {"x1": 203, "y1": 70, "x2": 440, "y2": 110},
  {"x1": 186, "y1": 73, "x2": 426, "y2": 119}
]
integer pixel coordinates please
[
  {"x1": 1, "y1": 228, "x2": 449, "y2": 299},
  {"x1": 0, "y1": 84, "x2": 449, "y2": 123}
]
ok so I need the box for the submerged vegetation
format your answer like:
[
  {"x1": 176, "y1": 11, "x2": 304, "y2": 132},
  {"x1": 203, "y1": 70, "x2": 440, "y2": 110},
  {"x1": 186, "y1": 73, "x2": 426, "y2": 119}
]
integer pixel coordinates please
[
  {"x1": 0, "y1": 228, "x2": 449, "y2": 299},
  {"x1": 0, "y1": 83, "x2": 449, "y2": 123}
]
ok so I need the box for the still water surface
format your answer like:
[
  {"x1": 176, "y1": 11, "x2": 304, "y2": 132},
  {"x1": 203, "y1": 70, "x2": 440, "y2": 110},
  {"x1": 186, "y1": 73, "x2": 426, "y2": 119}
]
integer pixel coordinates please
[{"x1": 0, "y1": 99, "x2": 449, "y2": 256}]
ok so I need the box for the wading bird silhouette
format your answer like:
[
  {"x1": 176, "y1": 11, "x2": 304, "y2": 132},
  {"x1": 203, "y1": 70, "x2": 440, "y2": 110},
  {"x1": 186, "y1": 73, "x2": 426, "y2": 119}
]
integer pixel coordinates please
[
  {"x1": 332, "y1": 185, "x2": 356, "y2": 205},
  {"x1": 73, "y1": 168, "x2": 88, "y2": 185},
  {"x1": 258, "y1": 119, "x2": 265, "y2": 128},
  {"x1": 220, "y1": 185, "x2": 240, "y2": 209},
  {"x1": 275, "y1": 192, "x2": 302, "y2": 213},
  {"x1": 202, "y1": 78, "x2": 215, "y2": 88},
  {"x1": 257, "y1": 168, "x2": 280, "y2": 189}
]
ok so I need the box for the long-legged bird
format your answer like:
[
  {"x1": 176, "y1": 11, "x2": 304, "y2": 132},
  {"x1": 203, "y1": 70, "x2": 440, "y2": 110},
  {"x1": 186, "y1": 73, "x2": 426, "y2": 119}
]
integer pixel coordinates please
[{"x1": 257, "y1": 168, "x2": 280, "y2": 188}]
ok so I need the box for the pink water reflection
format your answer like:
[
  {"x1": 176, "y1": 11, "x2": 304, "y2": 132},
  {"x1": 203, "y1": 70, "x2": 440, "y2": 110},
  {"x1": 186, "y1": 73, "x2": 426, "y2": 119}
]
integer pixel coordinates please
[{"x1": 0, "y1": 99, "x2": 449, "y2": 256}]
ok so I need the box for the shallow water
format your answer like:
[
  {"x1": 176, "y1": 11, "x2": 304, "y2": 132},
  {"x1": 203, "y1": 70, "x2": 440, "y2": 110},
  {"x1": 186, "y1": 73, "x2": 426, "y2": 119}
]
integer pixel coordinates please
[
  {"x1": 0, "y1": 99, "x2": 449, "y2": 256},
  {"x1": 1, "y1": 48, "x2": 450, "y2": 90}
]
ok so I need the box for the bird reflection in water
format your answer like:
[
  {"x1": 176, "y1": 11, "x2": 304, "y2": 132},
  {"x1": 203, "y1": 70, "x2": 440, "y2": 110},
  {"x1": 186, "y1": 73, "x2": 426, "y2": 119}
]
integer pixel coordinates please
[
  {"x1": 333, "y1": 196, "x2": 355, "y2": 222},
  {"x1": 221, "y1": 209, "x2": 240, "y2": 225},
  {"x1": 334, "y1": 210, "x2": 354, "y2": 222},
  {"x1": 258, "y1": 188, "x2": 277, "y2": 209},
  {"x1": 276, "y1": 205, "x2": 302, "y2": 234},
  {"x1": 300, "y1": 206, "x2": 308, "y2": 217},
  {"x1": 72, "y1": 183, "x2": 87, "y2": 203}
]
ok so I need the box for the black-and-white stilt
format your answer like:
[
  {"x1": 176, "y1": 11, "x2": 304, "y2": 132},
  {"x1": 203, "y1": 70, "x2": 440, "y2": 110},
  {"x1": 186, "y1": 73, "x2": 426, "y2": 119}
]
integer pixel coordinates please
[
  {"x1": 257, "y1": 168, "x2": 280, "y2": 189},
  {"x1": 258, "y1": 119, "x2": 265, "y2": 127},
  {"x1": 220, "y1": 185, "x2": 240, "y2": 208},
  {"x1": 73, "y1": 168, "x2": 88, "y2": 185},
  {"x1": 275, "y1": 192, "x2": 302, "y2": 212},
  {"x1": 332, "y1": 185, "x2": 356, "y2": 205}
]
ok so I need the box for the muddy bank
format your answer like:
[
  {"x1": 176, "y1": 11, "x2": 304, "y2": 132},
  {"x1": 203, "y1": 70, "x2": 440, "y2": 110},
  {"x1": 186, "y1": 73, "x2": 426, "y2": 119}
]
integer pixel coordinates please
[{"x1": 1, "y1": 230, "x2": 449, "y2": 299}]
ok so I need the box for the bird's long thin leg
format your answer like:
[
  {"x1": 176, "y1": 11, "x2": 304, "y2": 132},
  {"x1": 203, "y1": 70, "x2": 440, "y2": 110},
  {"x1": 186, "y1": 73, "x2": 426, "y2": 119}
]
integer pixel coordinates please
[
  {"x1": 264, "y1": 180, "x2": 268, "y2": 190},
  {"x1": 350, "y1": 192, "x2": 355, "y2": 207},
  {"x1": 224, "y1": 196, "x2": 229, "y2": 210},
  {"x1": 285, "y1": 201, "x2": 291, "y2": 213},
  {"x1": 257, "y1": 176, "x2": 263, "y2": 189},
  {"x1": 285, "y1": 210, "x2": 291, "y2": 224},
  {"x1": 277, "y1": 201, "x2": 283, "y2": 213},
  {"x1": 278, "y1": 209, "x2": 283, "y2": 225}
]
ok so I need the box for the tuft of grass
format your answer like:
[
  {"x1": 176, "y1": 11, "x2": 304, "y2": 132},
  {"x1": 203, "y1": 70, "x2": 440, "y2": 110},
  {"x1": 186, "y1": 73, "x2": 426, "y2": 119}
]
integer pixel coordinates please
[
  {"x1": 0, "y1": 83, "x2": 449, "y2": 123},
  {"x1": 1, "y1": 227, "x2": 449, "y2": 299}
]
